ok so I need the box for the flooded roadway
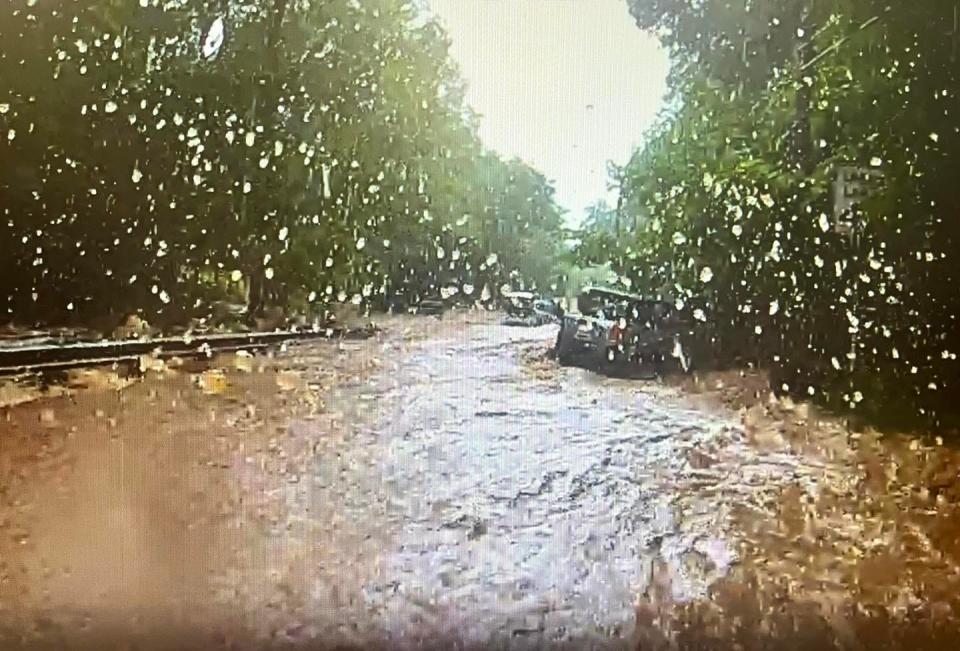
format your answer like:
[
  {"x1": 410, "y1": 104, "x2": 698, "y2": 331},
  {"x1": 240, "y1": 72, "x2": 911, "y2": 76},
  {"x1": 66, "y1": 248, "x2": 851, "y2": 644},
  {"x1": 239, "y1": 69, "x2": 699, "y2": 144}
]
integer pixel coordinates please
[{"x1": 2, "y1": 313, "x2": 960, "y2": 650}]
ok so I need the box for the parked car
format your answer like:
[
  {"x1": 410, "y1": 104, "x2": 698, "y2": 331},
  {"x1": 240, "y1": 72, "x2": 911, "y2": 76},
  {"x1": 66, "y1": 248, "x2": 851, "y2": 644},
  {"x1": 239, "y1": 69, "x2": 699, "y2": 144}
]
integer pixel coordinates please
[
  {"x1": 501, "y1": 292, "x2": 559, "y2": 326},
  {"x1": 554, "y1": 286, "x2": 701, "y2": 376},
  {"x1": 503, "y1": 291, "x2": 536, "y2": 317},
  {"x1": 416, "y1": 295, "x2": 445, "y2": 315},
  {"x1": 533, "y1": 298, "x2": 562, "y2": 318}
]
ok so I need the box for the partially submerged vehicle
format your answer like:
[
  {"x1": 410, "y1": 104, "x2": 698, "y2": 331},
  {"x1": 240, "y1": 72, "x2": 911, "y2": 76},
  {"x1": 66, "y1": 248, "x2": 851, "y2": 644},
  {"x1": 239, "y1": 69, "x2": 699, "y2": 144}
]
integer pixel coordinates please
[
  {"x1": 501, "y1": 291, "x2": 560, "y2": 326},
  {"x1": 504, "y1": 291, "x2": 536, "y2": 316},
  {"x1": 554, "y1": 286, "x2": 702, "y2": 376},
  {"x1": 416, "y1": 296, "x2": 446, "y2": 316}
]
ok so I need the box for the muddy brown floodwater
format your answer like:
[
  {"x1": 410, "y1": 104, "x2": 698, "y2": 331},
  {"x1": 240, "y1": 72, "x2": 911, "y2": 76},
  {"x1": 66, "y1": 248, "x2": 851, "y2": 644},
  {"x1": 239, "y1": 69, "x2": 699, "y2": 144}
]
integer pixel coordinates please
[{"x1": 2, "y1": 312, "x2": 960, "y2": 650}]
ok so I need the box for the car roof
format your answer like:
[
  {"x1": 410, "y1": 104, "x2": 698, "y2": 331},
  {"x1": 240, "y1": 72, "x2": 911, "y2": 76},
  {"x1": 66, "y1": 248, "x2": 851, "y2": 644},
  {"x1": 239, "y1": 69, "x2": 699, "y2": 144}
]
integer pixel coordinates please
[
  {"x1": 581, "y1": 286, "x2": 681, "y2": 308},
  {"x1": 581, "y1": 286, "x2": 644, "y2": 301}
]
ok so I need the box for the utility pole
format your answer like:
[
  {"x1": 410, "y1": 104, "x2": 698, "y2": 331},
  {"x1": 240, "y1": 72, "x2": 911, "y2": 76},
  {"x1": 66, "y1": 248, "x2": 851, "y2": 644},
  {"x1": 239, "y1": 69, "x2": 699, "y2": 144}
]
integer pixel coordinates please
[
  {"x1": 607, "y1": 162, "x2": 624, "y2": 240},
  {"x1": 954, "y1": 1, "x2": 958, "y2": 62},
  {"x1": 606, "y1": 162, "x2": 628, "y2": 278},
  {"x1": 614, "y1": 186, "x2": 623, "y2": 241}
]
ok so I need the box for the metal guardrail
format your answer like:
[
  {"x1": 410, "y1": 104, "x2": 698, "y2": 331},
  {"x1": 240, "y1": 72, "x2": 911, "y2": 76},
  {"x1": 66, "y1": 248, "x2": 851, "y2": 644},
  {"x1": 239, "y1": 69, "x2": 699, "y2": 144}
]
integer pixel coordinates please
[{"x1": 0, "y1": 326, "x2": 377, "y2": 376}]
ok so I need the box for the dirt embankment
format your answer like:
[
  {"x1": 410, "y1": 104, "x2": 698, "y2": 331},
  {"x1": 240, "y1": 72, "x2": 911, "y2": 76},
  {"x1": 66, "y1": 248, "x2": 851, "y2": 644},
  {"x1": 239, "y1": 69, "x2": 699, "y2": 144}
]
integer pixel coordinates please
[
  {"x1": 630, "y1": 366, "x2": 960, "y2": 650},
  {"x1": 519, "y1": 331, "x2": 960, "y2": 650}
]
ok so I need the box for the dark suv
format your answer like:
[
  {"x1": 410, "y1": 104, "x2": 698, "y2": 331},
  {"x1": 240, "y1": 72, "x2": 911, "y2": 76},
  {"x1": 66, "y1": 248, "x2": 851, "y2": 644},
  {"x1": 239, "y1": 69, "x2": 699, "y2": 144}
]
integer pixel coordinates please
[{"x1": 554, "y1": 287, "x2": 700, "y2": 376}]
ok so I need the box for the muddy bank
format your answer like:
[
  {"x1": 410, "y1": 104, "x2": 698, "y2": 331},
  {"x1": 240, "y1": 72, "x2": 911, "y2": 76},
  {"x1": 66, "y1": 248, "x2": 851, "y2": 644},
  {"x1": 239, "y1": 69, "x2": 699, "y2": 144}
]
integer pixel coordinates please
[{"x1": 619, "y1": 365, "x2": 960, "y2": 650}]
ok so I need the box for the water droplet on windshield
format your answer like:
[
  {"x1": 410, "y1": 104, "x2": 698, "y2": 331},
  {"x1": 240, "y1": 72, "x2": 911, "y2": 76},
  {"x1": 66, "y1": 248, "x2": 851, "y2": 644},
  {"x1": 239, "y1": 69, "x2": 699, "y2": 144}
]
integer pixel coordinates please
[{"x1": 202, "y1": 17, "x2": 225, "y2": 59}]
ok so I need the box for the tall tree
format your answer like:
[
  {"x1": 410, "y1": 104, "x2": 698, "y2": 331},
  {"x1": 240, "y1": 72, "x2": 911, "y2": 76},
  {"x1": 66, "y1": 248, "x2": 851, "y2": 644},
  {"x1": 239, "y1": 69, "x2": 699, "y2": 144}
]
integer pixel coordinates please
[{"x1": 581, "y1": 0, "x2": 960, "y2": 426}]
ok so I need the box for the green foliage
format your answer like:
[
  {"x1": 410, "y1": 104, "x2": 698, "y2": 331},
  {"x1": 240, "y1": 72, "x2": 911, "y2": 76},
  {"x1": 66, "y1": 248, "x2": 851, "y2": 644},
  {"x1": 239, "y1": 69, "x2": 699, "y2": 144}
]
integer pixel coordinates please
[
  {"x1": 0, "y1": 0, "x2": 565, "y2": 324},
  {"x1": 589, "y1": 0, "x2": 960, "y2": 427}
]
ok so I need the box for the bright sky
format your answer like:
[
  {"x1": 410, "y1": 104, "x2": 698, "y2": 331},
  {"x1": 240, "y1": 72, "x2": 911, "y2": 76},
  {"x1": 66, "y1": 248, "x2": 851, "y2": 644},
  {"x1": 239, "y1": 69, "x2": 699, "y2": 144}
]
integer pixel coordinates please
[{"x1": 426, "y1": 0, "x2": 669, "y2": 226}]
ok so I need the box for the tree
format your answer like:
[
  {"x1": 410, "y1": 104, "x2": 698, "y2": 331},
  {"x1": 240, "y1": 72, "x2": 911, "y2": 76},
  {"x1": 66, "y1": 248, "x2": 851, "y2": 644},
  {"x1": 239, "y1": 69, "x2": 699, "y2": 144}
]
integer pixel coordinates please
[
  {"x1": 581, "y1": 0, "x2": 960, "y2": 427},
  {"x1": 0, "y1": 0, "x2": 566, "y2": 327}
]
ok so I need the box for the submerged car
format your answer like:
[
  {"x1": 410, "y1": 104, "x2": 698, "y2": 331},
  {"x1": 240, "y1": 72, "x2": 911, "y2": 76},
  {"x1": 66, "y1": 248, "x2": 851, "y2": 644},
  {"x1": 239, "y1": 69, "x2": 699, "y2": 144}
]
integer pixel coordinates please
[{"x1": 554, "y1": 286, "x2": 701, "y2": 376}]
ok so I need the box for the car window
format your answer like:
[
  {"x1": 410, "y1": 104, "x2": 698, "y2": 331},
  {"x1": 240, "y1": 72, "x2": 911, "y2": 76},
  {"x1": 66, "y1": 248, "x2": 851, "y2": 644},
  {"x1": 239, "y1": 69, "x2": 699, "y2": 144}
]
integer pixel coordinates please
[{"x1": 1, "y1": 2, "x2": 956, "y2": 649}]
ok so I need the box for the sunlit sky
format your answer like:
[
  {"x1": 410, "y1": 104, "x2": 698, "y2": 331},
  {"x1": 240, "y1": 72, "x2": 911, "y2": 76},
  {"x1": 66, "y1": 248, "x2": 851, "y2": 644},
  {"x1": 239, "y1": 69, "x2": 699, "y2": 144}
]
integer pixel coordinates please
[{"x1": 426, "y1": 0, "x2": 670, "y2": 226}]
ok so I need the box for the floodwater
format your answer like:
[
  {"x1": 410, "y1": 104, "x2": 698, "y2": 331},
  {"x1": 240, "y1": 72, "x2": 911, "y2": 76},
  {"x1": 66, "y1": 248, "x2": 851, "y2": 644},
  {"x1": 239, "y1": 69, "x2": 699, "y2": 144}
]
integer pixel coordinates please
[{"x1": 1, "y1": 313, "x2": 959, "y2": 650}]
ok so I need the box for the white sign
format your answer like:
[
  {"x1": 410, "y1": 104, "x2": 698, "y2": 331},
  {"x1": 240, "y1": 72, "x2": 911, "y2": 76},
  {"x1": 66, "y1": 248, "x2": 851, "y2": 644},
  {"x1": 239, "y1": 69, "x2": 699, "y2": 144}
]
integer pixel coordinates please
[{"x1": 834, "y1": 165, "x2": 882, "y2": 219}]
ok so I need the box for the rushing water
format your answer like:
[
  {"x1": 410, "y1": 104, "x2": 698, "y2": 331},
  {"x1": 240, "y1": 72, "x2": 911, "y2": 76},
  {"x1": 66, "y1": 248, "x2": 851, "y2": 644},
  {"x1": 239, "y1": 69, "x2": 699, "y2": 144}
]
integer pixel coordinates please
[
  {"x1": 342, "y1": 324, "x2": 737, "y2": 648},
  {"x1": 2, "y1": 315, "x2": 960, "y2": 650}
]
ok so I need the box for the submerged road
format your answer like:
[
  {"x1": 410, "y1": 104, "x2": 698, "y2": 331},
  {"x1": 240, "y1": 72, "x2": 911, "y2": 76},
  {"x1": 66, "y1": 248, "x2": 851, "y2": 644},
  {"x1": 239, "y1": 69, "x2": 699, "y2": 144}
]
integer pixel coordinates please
[{"x1": 2, "y1": 313, "x2": 960, "y2": 650}]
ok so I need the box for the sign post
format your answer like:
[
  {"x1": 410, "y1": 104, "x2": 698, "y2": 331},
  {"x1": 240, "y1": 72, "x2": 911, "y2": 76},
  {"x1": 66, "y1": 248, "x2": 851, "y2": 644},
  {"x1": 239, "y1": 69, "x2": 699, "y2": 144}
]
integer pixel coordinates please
[
  {"x1": 834, "y1": 165, "x2": 883, "y2": 243},
  {"x1": 833, "y1": 164, "x2": 883, "y2": 375}
]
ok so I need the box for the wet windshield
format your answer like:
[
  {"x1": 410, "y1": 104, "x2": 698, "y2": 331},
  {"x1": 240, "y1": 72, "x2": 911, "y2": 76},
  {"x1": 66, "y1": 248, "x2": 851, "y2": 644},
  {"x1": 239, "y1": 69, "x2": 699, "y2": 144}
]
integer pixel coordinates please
[{"x1": 1, "y1": 1, "x2": 959, "y2": 650}]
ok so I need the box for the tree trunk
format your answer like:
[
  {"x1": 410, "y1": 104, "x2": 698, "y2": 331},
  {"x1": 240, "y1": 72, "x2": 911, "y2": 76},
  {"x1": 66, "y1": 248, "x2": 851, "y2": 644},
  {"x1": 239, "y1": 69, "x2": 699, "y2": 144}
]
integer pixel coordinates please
[
  {"x1": 247, "y1": 271, "x2": 264, "y2": 319},
  {"x1": 790, "y1": 0, "x2": 816, "y2": 174}
]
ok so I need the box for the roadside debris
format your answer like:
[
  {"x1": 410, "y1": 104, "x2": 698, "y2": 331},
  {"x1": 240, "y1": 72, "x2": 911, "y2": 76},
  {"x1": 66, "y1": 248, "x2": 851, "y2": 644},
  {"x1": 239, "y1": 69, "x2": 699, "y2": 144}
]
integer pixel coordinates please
[
  {"x1": 113, "y1": 313, "x2": 154, "y2": 340},
  {"x1": 0, "y1": 379, "x2": 45, "y2": 409},
  {"x1": 196, "y1": 369, "x2": 229, "y2": 394}
]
